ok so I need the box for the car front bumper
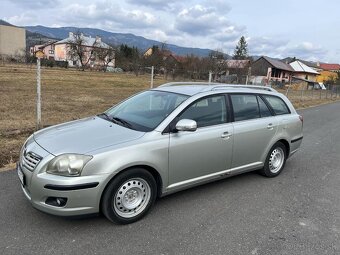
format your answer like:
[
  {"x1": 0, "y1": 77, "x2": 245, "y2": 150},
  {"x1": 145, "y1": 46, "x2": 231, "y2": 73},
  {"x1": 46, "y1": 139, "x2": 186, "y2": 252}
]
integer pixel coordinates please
[{"x1": 17, "y1": 163, "x2": 111, "y2": 217}]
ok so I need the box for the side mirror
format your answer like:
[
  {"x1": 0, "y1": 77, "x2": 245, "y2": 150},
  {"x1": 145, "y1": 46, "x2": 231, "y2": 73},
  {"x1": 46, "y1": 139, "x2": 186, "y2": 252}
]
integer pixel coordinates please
[{"x1": 175, "y1": 119, "x2": 197, "y2": 132}]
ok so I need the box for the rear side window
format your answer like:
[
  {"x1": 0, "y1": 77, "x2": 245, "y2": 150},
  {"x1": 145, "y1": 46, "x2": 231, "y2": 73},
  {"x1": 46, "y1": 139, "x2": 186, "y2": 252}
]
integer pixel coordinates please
[
  {"x1": 263, "y1": 95, "x2": 290, "y2": 115},
  {"x1": 230, "y1": 94, "x2": 260, "y2": 121},
  {"x1": 257, "y1": 96, "x2": 272, "y2": 117}
]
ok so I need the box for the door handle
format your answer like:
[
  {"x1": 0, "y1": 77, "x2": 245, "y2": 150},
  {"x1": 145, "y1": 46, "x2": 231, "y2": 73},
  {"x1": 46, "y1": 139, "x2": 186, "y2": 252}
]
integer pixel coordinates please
[
  {"x1": 267, "y1": 123, "x2": 274, "y2": 130},
  {"x1": 221, "y1": 131, "x2": 232, "y2": 139}
]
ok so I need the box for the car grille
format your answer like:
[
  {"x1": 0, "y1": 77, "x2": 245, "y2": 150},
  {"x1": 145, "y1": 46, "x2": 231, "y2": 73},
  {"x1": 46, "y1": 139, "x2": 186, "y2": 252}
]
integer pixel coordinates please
[{"x1": 21, "y1": 151, "x2": 42, "y2": 171}]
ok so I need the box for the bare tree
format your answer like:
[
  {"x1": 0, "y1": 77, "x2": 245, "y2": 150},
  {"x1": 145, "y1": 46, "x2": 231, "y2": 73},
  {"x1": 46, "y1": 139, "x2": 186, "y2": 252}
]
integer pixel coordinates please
[
  {"x1": 95, "y1": 46, "x2": 115, "y2": 72},
  {"x1": 66, "y1": 31, "x2": 97, "y2": 71}
]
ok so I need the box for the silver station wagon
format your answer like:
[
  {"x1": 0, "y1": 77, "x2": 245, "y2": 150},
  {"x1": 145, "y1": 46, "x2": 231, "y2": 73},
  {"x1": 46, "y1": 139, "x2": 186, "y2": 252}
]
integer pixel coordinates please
[{"x1": 18, "y1": 83, "x2": 303, "y2": 224}]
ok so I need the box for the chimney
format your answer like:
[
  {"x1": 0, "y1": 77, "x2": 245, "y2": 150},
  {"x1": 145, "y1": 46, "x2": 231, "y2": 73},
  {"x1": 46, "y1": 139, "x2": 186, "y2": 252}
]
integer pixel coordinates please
[{"x1": 96, "y1": 36, "x2": 101, "y2": 42}]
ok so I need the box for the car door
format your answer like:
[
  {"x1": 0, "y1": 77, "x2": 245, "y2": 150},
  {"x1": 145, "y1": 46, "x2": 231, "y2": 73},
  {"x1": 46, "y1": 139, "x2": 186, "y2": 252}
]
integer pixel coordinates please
[
  {"x1": 230, "y1": 93, "x2": 278, "y2": 168},
  {"x1": 168, "y1": 94, "x2": 234, "y2": 186}
]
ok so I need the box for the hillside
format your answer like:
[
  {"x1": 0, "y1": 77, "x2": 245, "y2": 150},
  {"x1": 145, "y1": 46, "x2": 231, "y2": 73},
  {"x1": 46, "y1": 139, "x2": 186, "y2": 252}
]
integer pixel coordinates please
[{"x1": 25, "y1": 25, "x2": 227, "y2": 57}]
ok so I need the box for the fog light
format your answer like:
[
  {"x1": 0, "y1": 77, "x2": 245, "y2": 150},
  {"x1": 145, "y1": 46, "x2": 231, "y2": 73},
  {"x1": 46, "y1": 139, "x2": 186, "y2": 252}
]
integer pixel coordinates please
[{"x1": 45, "y1": 197, "x2": 67, "y2": 207}]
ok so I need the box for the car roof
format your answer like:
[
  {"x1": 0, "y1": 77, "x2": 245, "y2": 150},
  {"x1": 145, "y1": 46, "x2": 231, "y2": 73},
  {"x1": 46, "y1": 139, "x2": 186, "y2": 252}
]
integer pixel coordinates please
[{"x1": 154, "y1": 82, "x2": 278, "y2": 96}]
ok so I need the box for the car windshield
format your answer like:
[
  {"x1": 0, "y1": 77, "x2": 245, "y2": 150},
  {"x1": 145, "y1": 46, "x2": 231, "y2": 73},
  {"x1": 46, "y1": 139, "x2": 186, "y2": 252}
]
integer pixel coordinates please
[{"x1": 102, "y1": 90, "x2": 189, "y2": 132}]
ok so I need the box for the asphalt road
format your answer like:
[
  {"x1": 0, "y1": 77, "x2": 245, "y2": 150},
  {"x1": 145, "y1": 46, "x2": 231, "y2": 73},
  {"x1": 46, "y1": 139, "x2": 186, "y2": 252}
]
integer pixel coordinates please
[{"x1": 1, "y1": 102, "x2": 340, "y2": 255}]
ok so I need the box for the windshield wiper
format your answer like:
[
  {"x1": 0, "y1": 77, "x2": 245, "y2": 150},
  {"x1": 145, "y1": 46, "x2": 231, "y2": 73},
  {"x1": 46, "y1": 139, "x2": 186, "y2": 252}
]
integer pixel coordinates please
[
  {"x1": 98, "y1": 113, "x2": 133, "y2": 129},
  {"x1": 111, "y1": 116, "x2": 133, "y2": 129},
  {"x1": 97, "y1": 112, "x2": 111, "y2": 121}
]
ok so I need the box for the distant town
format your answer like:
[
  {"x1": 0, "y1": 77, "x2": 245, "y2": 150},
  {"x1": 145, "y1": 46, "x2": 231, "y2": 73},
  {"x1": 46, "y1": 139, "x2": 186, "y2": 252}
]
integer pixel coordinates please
[{"x1": 1, "y1": 20, "x2": 339, "y2": 89}]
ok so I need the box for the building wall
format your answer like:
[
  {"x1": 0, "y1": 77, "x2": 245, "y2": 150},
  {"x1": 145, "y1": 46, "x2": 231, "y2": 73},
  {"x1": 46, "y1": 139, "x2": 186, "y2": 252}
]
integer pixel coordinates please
[
  {"x1": 294, "y1": 72, "x2": 318, "y2": 82},
  {"x1": 0, "y1": 25, "x2": 26, "y2": 57},
  {"x1": 251, "y1": 58, "x2": 272, "y2": 76}
]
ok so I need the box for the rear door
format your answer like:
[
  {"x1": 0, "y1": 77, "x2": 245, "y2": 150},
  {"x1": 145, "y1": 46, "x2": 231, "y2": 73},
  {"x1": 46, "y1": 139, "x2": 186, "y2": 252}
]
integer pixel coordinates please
[{"x1": 230, "y1": 93, "x2": 278, "y2": 168}]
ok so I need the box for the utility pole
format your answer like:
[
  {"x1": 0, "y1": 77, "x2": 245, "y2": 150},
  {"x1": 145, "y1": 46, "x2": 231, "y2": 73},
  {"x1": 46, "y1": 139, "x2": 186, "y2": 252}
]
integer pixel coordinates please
[
  {"x1": 35, "y1": 50, "x2": 44, "y2": 130},
  {"x1": 150, "y1": 66, "x2": 154, "y2": 88}
]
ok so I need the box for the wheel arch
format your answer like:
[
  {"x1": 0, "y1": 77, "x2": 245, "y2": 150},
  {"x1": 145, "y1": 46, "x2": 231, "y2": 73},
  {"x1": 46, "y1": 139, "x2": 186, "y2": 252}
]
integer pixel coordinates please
[
  {"x1": 99, "y1": 164, "x2": 163, "y2": 212},
  {"x1": 277, "y1": 138, "x2": 290, "y2": 156}
]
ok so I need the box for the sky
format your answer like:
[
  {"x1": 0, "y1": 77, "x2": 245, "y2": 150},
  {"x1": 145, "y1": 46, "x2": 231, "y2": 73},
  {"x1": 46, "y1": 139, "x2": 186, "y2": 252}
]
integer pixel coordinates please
[{"x1": 1, "y1": 0, "x2": 340, "y2": 62}]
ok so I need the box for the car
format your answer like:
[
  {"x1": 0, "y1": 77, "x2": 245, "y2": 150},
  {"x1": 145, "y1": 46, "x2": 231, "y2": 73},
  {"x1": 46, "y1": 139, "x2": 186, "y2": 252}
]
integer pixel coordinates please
[{"x1": 17, "y1": 82, "x2": 303, "y2": 224}]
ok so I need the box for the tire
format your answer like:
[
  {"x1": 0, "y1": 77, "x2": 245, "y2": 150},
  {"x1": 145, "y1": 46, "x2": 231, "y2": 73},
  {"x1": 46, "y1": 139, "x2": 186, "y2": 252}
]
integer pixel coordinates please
[
  {"x1": 101, "y1": 168, "x2": 157, "y2": 224},
  {"x1": 259, "y1": 142, "x2": 287, "y2": 177}
]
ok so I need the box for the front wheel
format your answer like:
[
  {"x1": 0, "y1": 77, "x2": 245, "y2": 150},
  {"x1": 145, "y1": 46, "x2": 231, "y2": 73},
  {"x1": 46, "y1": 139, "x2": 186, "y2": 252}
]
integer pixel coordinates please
[
  {"x1": 259, "y1": 142, "x2": 287, "y2": 177},
  {"x1": 101, "y1": 168, "x2": 157, "y2": 224}
]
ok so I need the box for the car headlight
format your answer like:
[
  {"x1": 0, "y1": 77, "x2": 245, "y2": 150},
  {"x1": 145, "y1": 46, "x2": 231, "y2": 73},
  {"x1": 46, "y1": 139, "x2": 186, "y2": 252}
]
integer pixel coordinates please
[{"x1": 46, "y1": 154, "x2": 92, "y2": 177}]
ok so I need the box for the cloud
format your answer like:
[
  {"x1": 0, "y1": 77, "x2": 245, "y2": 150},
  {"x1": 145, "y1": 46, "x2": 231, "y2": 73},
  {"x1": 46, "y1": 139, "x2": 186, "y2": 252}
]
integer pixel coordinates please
[
  {"x1": 282, "y1": 42, "x2": 327, "y2": 61},
  {"x1": 126, "y1": 0, "x2": 181, "y2": 11},
  {"x1": 248, "y1": 37, "x2": 328, "y2": 61},
  {"x1": 4, "y1": 0, "x2": 59, "y2": 8},
  {"x1": 4, "y1": 12, "x2": 36, "y2": 26},
  {"x1": 174, "y1": 4, "x2": 234, "y2": 36},
  {"x1": 248, "y1": 37, "x2": 289, "y2": 56},
  {"x1": 63, "y1": 1, "x2": 157, "y2": 29}
]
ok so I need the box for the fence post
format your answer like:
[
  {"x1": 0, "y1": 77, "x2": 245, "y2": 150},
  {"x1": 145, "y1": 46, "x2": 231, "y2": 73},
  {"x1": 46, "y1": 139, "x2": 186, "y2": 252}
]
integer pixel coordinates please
[
  {"x1": 209, "y1": 71, "x2": 212, "y2": 84},
  {"x1": 36, "y1": 58, "x2": 42, "y2": 130},
  {"x1": 150, "y1": 66, "x2": 154, "y2": 88}
]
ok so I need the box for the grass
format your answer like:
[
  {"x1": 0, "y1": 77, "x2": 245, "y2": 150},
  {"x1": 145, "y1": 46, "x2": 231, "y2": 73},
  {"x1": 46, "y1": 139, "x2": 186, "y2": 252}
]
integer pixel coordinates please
[
  {"x1": 0, "y1": 64, "x2": 339, "y2": 168},
  {"x1": 0, "y1": 64, "x2": 167, "y2": 167}
]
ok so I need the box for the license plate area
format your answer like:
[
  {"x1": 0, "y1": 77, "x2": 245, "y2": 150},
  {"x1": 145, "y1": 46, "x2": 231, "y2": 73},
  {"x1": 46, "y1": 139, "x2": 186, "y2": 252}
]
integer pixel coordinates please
[{"x1": 17, "y1": 164, "x2": 26, "y2": 186}]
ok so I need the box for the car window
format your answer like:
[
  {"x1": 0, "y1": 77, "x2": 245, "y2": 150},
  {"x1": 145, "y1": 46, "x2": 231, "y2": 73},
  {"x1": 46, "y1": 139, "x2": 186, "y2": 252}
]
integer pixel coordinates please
[
  {"x1": 230, "y1": 94, "x2": 260, "y2": 121},
  {"x1": 262, "y1": 95, "x2": 290, "y2": 115},
  {"x1": 257, "y1": 96, "x2": 272, "y2": 117},
  {"x1": 105, "y1": 91, "x2": 189, "y2": 132},
  {"x1": 178, "y1": 95, "x2": 227, "y2": 128}
]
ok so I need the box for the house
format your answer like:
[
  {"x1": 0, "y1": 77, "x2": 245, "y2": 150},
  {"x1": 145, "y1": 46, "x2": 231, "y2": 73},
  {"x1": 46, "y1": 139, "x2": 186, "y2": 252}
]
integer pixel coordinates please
[
  {"x1": 0, "y1": 24, "x2": 26, "y2": 58},
  {"x1": 251, "y1": 56, "x2": 294, "y2": 86},
  {"x1": 54, "y1": 32, "x2": 114, "y2": 68},
  {"x1": 319, "y1": 63, "x2": 340, "y2": 73},
  {"x1": 282, "y1": 57, "x2": 323, "y2": 72},
  {"x1": 29, "y1": 41, "x2": 57, "y2": 60},
  {"x1": 217, "y1": 60, "x2": 251, "y2": 84},
  {"x1": 289, "y1": 60, "x2": 320, "y2": 82}
]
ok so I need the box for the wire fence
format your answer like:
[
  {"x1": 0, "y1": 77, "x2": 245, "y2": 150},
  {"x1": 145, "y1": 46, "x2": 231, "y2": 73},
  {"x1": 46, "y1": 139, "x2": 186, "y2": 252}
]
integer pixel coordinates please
[{"x1": 1, "y1": 62, "x2": 340, "y2": 167}]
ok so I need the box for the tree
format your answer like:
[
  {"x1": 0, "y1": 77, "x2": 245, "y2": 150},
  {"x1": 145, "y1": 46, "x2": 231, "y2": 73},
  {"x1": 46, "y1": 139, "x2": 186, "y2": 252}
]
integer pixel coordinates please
[
  {"x1": 66, "y1": 30, "x2": 97, "y2": 71},
  {"x1": 233, "y1": 36, "x2": 248, "y2": 60},
  {"x1": 208, "y1": 49, "x2": 227, "y2": 81},
  {"x1": 95, "y1": 46, "x2": 115, "y2": 72},
  {"x1": 115, "y1": 44, "x2": 141, "y2": 75}
]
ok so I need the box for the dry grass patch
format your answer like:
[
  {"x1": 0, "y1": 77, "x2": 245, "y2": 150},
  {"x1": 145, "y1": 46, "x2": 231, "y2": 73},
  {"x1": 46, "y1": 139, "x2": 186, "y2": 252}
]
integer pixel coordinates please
[{"x1": 0, "y1": 64, "x2": 166, "y2": 167}]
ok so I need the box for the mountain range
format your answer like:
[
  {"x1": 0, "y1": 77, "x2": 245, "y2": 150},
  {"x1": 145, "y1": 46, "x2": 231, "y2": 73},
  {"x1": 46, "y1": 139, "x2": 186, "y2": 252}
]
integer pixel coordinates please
[{"x1": 24, "y1": 25, "x2": 227, "y2": 57}]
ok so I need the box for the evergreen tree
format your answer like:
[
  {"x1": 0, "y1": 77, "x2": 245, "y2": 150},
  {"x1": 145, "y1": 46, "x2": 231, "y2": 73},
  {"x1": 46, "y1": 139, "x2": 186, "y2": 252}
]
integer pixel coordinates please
[{"x1": 233, "y1": 36, "x2": 248, "y2": 60}]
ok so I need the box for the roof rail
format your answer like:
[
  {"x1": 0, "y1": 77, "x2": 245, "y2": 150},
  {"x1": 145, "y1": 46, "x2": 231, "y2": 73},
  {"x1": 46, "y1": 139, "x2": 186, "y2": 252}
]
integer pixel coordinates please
[
  {"x1": 210, "y1": 84, "x2": 277, "y2": 92},
  {"x1": 159, "y1": 82, "x2": 277, "y2": 92},
  {"x1": 158, "y1": 82, "x2": 220, "y2": 87}
]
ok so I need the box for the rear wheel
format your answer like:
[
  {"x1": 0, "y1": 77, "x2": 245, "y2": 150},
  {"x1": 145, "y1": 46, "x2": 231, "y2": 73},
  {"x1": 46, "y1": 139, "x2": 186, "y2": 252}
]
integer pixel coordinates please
[
  {"x1": 259, "y1": 142, "x2": 287, "y2": 177},
  {"x1": 101, "y1": 168, "x2": 157, "y2": 224}
]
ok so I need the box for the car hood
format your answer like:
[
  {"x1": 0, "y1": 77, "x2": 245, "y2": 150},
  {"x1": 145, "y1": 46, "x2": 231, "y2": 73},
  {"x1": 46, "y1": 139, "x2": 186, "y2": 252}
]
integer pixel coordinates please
[{"x1": 33, "y1": 116, "x2": 145, "y2": 155}]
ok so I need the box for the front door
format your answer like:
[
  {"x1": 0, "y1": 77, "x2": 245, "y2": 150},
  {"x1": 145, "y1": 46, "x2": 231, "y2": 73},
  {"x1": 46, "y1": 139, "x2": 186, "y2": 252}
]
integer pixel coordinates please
[{"x1": 168, "y1": 95, "x2": 233, "y2": 186}]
